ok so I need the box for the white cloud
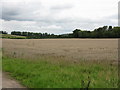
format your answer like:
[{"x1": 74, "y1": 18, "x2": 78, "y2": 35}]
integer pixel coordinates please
[
  {"x1": 1, "y1": 19, "x2": 63, "y2": 34},
  {"x1": 1, "y1": 0, "x2": 119, "y2": 34}
]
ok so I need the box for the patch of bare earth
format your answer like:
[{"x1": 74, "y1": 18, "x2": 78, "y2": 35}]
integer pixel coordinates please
[{"x1": 2, "y1": 72, "x2": 25, "y2": 88}]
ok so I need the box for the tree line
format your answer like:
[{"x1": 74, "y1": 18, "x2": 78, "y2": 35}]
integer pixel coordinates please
[
  {"x1": 73, "y1": 26, "x2": 120, "y2": 38},
  {"x1": 1, "y1": 26, "x2": 120, "y2": 39}
]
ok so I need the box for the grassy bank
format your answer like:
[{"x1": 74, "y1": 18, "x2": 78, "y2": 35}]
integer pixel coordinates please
[
  {"x1": 2, "y1": 56, "x2": 118, "y2": 88},
  {"x1": 1, "y1": 34, "x2": 26, "y2": 39}
]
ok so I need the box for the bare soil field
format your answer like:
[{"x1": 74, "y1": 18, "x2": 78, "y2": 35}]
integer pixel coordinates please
[{"x1": 2, "y1": 39, "x2": 118, "y2": 61}]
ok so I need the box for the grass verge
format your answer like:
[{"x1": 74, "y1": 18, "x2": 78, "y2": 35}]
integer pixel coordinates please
[
  {"x1": 1, "y1": 34, "x2": 26, "y2": 39},
  {"x1": 2, "y1": 56, "x2": 118, "y2": 88}
]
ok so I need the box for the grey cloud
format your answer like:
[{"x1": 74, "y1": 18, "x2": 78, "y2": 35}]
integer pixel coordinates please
[
  {"x1": 1, "y1": 0, "x2": 118, "y2": 34},
  {"x1": 51, "y1": 4, "x2": 74, "y2": 10},
  {"x1": 2, "y1": 8, "x2": 20, "y2": 20},
  {"x1": 0, "y1": 1, "x2": 2, "y2": 17},
  {"x1": 1, "y1": 1, "x2": 74, "y2": 22},
  {"x1": 2, "y1": 1, "x2": 42, "y2": 21},
  {"x1": 2, "y1": 2, "x2": 22, "y2": 21},
  {"x1": 106, "y1": 14, "x2": 118, "y2": 20}
]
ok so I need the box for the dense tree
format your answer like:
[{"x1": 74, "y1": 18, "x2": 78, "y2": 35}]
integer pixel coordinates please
[
  {"x1": 0, "y1": 31, "x2": 8, "y2": 34},
  {"x1": 11, "y1": 31, "x2": 22, "y2": 36},
  {"x1": 2, "y1": 26, "x2": 120, "y2": 39},
  {"x1": 73, "y1": 26, "x2": 120, "y2": 38},
  {"x1": 21, "y1": 32, "x2": 28, "y2": 36},
  {"x1": 108, "y1": 26, "x2": 112, "y2": 30},
  {"x1": 73, "y1": 29, "x2": 81, "y2": 38},
  {"x1": 111, "y1": 27, "x2": 120, "y2": 38}
]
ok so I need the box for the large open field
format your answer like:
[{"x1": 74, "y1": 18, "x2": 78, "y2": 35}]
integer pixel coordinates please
[
  {"x1": 2, "y1": 39, "x2": 119, "y2": 88},
  {"x1": 2, "y1": 39, "x2": 118, "y2": 61}
]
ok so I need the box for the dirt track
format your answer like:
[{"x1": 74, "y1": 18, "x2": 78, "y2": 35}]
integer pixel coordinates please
[{"x1": 2, "y1": 72, "x2": 25, "y2": 88}]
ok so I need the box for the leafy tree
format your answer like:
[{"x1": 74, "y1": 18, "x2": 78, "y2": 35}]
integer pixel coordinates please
[
  {"x1": 108, "y1": 26, "x2": 112, "y2": 30},
  {"x1": 0, "y1": 31, "x2": 8, "y2": 34},
  {"x1": 22, "y1": 32, "x2": 28, "y2": 36},
  {"x1": 11, "y1": 31, "x2": 21, "y2": 36},
  {"x1": 73, "y1": 29, "x2": 81, "y2": 38},
  {"x1": 8, "y1": 26, "x2": 120, "y2": 39}
]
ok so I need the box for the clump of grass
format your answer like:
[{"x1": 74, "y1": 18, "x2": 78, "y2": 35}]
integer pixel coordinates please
[{"x1": 2, "y1": 56, "x2": 118, "y2": 88}]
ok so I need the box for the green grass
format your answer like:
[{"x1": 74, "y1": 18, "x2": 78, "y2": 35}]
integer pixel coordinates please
[
  {"x1": 2, "y1": 56, "x2": 118, "y2": 88},
  {"x1": 1, "y1": 34, "x2": 26, "y2": 39}
]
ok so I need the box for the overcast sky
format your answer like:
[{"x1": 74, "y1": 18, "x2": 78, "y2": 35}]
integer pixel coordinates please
[{"x1": 0, "y1": 0, "x2": 119, "y2": 34}]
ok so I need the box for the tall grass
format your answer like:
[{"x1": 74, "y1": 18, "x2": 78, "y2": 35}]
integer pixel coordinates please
[{"x1": 2, "y1": 56, "x2": 118, "y2": 88}]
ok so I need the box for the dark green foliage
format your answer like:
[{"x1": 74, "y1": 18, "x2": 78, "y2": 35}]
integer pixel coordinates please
[
  {"x1": 73, "y1": 26, "x2": 120, "y2": 38},
  {"x1": 73, "y1": 29, "x2": 81, "y2": 38},
  {"x1": 0, "y1": 31, "x2": 8, "y2": 34},
  {"x1": 22, "y1": 32, "x2": 28, "y2": 36},
  {"x1": 11, "y1": 31, "x2": 22, "y2": 36},
  {"x1": 2, "y1": 26, "x2": 120, "y2": 39}
]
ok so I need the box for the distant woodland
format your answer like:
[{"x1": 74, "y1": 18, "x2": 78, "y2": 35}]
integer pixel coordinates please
[{"x1": 1, "y1": 26, "x2": 120, "y2": 39}]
